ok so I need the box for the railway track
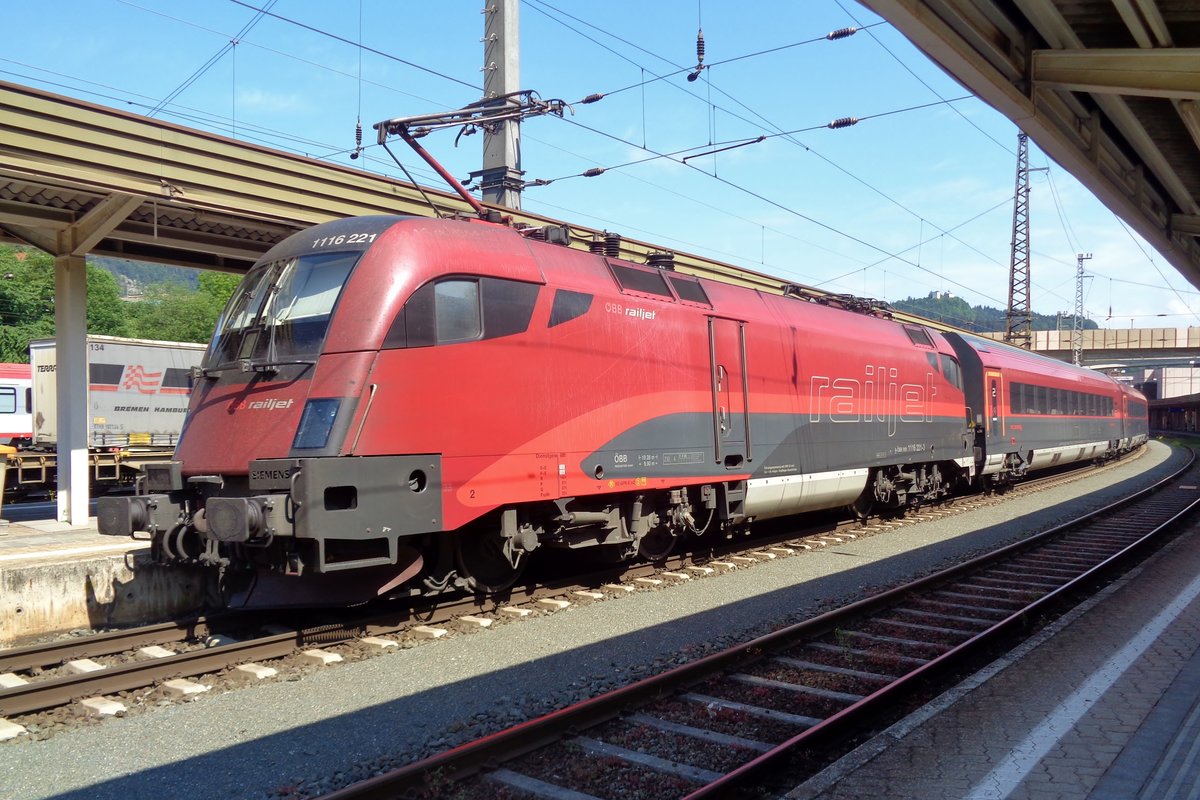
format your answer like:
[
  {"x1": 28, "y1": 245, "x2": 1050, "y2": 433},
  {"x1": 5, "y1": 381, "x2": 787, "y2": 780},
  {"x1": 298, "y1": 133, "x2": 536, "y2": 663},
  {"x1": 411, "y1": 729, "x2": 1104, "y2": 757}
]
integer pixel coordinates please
[
  {"x1": 313, "y1": 445, "x2": 1197, "y2": 800},
  {"x1": 0, "y1": 447, "x2": 1149, "y2": 739}
]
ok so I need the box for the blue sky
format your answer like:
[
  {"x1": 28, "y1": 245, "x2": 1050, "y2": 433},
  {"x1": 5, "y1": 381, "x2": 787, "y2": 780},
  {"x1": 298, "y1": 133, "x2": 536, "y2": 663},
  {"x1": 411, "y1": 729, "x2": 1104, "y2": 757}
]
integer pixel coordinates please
[{"x1": 5, "y1": 0, "x2": 1197, "y2": 328}]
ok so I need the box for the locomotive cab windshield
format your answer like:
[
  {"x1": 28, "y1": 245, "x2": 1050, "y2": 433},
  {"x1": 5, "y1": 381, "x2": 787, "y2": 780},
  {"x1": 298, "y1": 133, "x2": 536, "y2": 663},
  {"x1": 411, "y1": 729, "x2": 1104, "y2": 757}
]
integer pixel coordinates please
[{"x1": 206, "y1": 250, "x2": 359, "y2": 371}]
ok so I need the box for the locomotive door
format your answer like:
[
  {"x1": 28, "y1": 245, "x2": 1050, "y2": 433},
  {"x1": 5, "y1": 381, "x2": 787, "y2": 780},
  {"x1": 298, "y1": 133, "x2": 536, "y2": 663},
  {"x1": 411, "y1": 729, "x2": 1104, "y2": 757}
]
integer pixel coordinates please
[
  {"x1": 708, "y1": 316, "x2": 750, "y2": 468},
  {"x1": 985, "y1": 369, "x2": 1004, "y2": 439}
]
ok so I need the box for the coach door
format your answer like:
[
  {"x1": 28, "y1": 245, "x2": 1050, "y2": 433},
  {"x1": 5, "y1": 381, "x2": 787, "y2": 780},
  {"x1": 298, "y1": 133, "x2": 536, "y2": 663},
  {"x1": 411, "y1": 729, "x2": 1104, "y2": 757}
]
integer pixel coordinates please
[
  {"x1": 708, "y1": 316, "x2": 749, "y2": 468},
  {"x1": 985, "y1": 369, "x2": 1005, "y2": 439}
]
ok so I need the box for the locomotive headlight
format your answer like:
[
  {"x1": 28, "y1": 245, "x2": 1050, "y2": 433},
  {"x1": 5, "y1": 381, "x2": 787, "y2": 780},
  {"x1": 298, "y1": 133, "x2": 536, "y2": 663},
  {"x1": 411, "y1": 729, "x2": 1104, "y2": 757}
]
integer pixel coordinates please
[{"x1": 292, "y1": 398, "x2": 341, "y2": 450}]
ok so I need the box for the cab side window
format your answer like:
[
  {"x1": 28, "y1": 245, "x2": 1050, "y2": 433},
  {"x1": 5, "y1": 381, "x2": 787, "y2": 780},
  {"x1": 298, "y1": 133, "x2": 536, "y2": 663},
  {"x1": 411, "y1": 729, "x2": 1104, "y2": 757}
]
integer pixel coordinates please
[
  {"x1": 385, "y1": 276, "x2": 538, "y2": 349},
  {"x1": 435, "y1": 280, "x2": 481, "y2": 343}
]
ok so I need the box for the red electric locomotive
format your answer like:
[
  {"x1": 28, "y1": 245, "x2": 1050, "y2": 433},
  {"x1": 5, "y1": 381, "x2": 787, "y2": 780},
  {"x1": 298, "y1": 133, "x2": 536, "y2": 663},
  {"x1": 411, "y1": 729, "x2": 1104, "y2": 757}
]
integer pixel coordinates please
[{"x1": 97, "y1": 214, "x2": 1146, "y2": 605}]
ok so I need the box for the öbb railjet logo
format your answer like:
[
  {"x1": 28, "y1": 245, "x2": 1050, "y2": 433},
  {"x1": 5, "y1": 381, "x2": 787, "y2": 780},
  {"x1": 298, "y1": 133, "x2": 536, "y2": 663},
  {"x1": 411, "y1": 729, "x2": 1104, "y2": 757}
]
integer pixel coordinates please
[{"x1": 230, "y1": 397, "x2": 296, "y2": 412}]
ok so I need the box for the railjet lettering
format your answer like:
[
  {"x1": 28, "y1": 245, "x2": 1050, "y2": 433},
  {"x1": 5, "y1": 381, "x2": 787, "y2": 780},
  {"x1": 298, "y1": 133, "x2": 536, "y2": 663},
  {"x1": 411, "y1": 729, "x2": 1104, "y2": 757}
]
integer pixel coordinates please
[
  {"x1": 809, "y1": 367, "x2": 936, "y2": 437},
  {"x1": 231, "y1": 398, "x2": 295, "y2": 411}
]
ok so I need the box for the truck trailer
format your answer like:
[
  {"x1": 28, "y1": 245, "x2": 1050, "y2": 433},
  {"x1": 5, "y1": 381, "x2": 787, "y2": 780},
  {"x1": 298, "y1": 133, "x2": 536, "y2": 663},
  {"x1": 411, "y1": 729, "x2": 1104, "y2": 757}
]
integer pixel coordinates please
[
  {"x1": 1, "y1": 336, "x2": 205, "y2": 502},
  {"x1": 30, "y1": 335, "x2": 205, "y2": 448}
]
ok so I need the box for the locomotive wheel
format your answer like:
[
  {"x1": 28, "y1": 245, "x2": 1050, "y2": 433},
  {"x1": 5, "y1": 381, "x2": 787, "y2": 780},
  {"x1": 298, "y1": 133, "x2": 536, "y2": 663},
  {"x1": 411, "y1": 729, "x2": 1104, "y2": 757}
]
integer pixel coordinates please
[
  {"x1": 454, "y1": 524, "x2": 526, "y2": 594},
  {"x1": 637, "y1": 526, "x2": 678, "y2": 561}
]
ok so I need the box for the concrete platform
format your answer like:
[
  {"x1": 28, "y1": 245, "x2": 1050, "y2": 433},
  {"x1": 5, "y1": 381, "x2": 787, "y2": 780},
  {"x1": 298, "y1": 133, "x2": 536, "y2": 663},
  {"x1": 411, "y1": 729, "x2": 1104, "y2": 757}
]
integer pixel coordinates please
[
  {"x1": 789, "y1": 510, "x2": 1200, "y2": 799},
  {"x1": 0, "y1": 518, "x2": 204, "y2": 646}
]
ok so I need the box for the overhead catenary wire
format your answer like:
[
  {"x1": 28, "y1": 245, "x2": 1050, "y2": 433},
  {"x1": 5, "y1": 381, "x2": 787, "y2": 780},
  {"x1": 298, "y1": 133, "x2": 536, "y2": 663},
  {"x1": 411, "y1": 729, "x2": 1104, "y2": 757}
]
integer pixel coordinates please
[
  {"x1": 526, "y1": 2, "x2": 1035, "y2": 301},
  {"x1": 147, "y1": 0, "x2": 277, "y2": 117},
  {"x1": 223, "y1": 0, "x2": 481, "y2": 91},
  {"x1": 531, "y1": 95, "x2": 972, "y2": 184},
  {"x1": 1113, "y1": 215, "x2": 1200, "y2": 324},
  {"x1": 123, "y1": 0, "x2": 1010, "y2": 308},
  {"x1": 526, "y1": 0, "x2": 884, "y2": 104},
  {"x1": 14, "y1": 1, "x2": 1191, "y2": 321},
  {"x1": 832, "y1": 0, "x2": 1014, "y2": 156}
]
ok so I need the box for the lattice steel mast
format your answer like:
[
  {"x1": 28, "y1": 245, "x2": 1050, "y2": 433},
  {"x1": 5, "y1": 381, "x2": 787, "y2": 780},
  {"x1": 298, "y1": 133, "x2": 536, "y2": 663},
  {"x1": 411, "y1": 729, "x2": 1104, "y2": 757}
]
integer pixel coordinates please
[
  {"x1": 1072, "y1": 252, "x2": 1092, "y2": 365},
  {"x1": 1005, "y1": 132, "x2": 1033, "y2": 349}
]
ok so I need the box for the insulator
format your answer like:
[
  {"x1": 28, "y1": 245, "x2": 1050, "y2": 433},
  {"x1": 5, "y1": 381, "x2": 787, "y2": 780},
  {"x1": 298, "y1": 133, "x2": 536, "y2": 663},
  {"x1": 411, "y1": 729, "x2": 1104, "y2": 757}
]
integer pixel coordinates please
[
  {"x1": 696, "y1": 29, "x2": 705, "y2": 64},
  {"x1": 589, "y1": 234, "x2": 607, "y2": 254},
  {"x1": 355, "y1": 120, "x2": 363, "y2": 147},
  {"x1": 826, "y1": 26, "x2": 858, "y2": 40},
  {"x1": 646, "y1": 251, "x2": 675, "y2": 270},
  {"x1": 583, "y1": 167, "x2": 606, "y2": 178},
  {"x1": 581, "y1": 93, "x2": 605, "y2": 104},
  {"x1": 604, "y1": 231, "x2": 622, "y2": 258},
  {"x1": 827, "y1": 117, "x2": 859, "y2": 129}
]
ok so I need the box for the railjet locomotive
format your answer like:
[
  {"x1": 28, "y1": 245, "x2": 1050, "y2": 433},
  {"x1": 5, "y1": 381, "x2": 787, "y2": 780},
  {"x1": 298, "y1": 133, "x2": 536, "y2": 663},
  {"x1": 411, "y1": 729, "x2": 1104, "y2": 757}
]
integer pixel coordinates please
[{"x1": 98, "y1": 214, "x2": 1149, "y2": 605}]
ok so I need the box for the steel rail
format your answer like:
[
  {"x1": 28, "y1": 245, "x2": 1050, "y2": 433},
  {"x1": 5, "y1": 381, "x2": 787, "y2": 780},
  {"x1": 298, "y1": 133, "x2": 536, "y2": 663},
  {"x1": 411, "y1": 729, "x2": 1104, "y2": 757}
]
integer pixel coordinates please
[
  {"x1": 686, "y1": 447, "x2": 1199, "y2": 797},
  {"x1": 317, "y1": 446, "x2": 1190, "y2": 800},
  {"x1": 0, "y1": 617, "x2": 212, "y2": 673},
  {"x1": 0, "y1": 630, "x2": 300, "y2": 717},
  {"x1": 0, "y1": 449, "x2": 1143, "y2": 725}
]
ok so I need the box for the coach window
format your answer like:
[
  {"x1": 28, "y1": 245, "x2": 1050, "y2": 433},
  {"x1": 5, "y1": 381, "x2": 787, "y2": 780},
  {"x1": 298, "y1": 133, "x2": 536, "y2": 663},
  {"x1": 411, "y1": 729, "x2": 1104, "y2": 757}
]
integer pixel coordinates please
[{"x1": 0, "y1": 387, "x2": 14, "y2": 414}]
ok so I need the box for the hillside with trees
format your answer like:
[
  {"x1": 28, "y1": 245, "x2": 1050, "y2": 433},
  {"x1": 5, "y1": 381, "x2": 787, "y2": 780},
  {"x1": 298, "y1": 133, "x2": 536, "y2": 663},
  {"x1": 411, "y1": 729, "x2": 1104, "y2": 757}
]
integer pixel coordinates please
[
  {"x1": 0, "y1": 245, "x2": 238, "y2": 362},
  {"x1": 891, "y1": 292, "x2": 1099, "y2": 333}
]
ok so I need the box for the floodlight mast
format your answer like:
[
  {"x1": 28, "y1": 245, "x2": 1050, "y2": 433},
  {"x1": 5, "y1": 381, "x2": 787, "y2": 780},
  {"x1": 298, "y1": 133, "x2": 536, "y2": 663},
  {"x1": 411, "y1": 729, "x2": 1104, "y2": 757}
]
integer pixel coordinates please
[{"x1": 373, "y1": 91, "x2": 569, "y2": 220}]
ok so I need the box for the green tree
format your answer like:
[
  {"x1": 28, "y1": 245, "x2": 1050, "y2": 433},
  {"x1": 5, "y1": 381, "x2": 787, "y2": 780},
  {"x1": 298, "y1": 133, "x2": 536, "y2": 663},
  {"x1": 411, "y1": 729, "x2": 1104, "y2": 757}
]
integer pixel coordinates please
[
  {"x1": 198, "y1": 271, "x2": 240, "y2": 308},
  {"x1": 85, "y1": 265, "x2": 129, "y2": 337},
  {"x1": 892, "y1": 293, "x2": 1099, "y2": 332},
  {"x1": 124, "y1": 270, "x2": 237, "y2": 343},
  {"x1": 0, "y1": 246, "x2": 56, "y2": 361},
  {"x1": 0, "y1": 245, "x2": 222, "y2": 361}
]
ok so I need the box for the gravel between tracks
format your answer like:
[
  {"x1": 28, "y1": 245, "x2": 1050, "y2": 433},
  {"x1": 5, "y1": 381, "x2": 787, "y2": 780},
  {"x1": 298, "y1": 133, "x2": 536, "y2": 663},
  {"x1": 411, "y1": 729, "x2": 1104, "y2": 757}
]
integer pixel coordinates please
[{"x1": 0, "y1": 440, "x2": 1182, "y2": 800}]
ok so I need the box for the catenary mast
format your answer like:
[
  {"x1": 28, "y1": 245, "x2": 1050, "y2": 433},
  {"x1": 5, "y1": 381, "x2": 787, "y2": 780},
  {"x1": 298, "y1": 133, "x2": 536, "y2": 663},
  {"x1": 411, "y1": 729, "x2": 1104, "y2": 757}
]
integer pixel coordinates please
[
  {"x1": 1005, "y1": 132, "x2": 1033, "y2": 350},
  {"x1": 474, "y1": 0, "x2": 523, "y2": 209}
]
